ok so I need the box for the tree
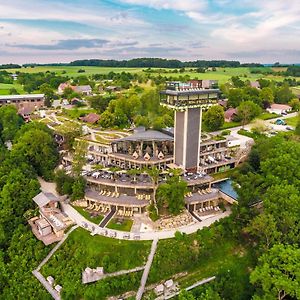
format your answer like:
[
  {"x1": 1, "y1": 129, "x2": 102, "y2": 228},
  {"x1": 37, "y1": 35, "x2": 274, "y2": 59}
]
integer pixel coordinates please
[
  {"x1": 231, "y1": 76, "x2": 245, "y2": 88},
  {"x1": 274, "y1": 84, "x2": 294, "y2": 104},
  {"x1": 146, "y1": 167, "x2": 161, "y2": 214},
  {"x1": 236, "y1": 101, "x2": 261, "y2": 126},
  {"x1": 244, "y1": 214, "x2": 281, "y2": 250},
  {"x1": 250, "y1": 244, "x2": 300, "y2": 300},
  {"x1": 71, "y1": 177, "x2": 86, "y2": 200},
  {"x1": 99, "y1": 111, "x2": 115, "y2": 128},
  {"x1": 289, "y1": 98, "x2": 300, "y2": 111},
  {"x1": 259, "y1": 87, "x2": 274, "y2": 108},
  {"x1": 9, "y1": 88, "x2": 18, "y2": 95},
  {"x1": 11, "y1": 128, "x2": 58, "y2": 180},
  {"x1": 0, "y1": 105, "x2": 24, "y2": 141},
  {"x1": 228, "y1": 88, "x2": 244, "y2": 108},
  {"x1": 156, "y1": 175, "x2": 187, "y2": 215},
  {"x1": 39, "y1": 83, "x2": 55, "y2": 107},
  {"x1": 204, "y1": 106, "x2": 224, "y2": 131}
]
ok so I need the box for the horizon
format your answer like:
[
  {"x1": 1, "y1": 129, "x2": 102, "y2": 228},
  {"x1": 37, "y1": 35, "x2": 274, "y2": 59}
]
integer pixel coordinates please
[{"x1": 0, "y1": 0, "x2": 300, "y2": 64}]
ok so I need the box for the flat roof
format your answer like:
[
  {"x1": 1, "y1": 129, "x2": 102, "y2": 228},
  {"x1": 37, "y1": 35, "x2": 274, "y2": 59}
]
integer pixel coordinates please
[
  {"x1": 33, "y1": 192, "x2": 59, "y2": 207},
  {"x1": 0, "y1": 94, "x2": 44, "y2": 101},
  {"x1": 160, "y1": 88, "x2": 219, "y2": 96},
  {"x1": 85, "y1": 189, "x2": 148, "y2": 207},
  {"x1": 114, "y1": 130, "x2": 174, "y2": 142}
]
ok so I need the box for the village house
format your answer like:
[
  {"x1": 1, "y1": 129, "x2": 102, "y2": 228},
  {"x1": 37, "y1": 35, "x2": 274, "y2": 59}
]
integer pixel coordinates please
[
  {"x1": 250, "y1": 81, "x2": 260, "y2": 89},
  {"x1": 80, "y1": 113, "x2": 100, "y2": 124},
  {"x1": 58, "y1": 83, "x2": 92, "y2": 96},
  {"x1": 224, "y1": 108, "x2": 238, "y2": 122},
  {"x1": 266, "y1": 103, "x2": 292, "y2": 115}
]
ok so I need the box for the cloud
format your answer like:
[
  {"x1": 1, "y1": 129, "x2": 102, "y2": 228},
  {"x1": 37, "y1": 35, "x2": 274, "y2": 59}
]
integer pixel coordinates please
[
  {"x1": 119, "y1": 0, "x2": 206, "y2": 12},
  {"x1": 9, "y1": 39, "x2": 110, "y2": 50}
]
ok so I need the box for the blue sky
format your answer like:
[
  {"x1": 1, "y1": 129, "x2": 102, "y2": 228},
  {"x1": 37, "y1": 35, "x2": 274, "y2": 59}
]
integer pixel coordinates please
[{"x1": 0, "y1": 0, "x2": 299, "y2": 64}]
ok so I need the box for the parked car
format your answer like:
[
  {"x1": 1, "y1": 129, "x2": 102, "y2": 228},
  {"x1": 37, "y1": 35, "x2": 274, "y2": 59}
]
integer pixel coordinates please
[{"x1": 286, "y1": 126, "x2": 293, "y2": 131}]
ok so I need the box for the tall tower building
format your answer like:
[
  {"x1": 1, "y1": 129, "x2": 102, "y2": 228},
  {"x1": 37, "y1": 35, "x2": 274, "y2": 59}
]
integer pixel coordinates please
[{"x1": 160, "y1": 82, "x2": 219, "y2": 172}]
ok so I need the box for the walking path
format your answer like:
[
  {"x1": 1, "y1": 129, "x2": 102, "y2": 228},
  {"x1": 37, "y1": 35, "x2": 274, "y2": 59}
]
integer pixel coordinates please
[
  {"x1": 33, "y1": 225, "x2": 78, "y2": 300},
  {"x1": 136, "y1": 238, "x2": 159, "y2": 300},
  {"x1": 36, "y1": 225, "x2": 78, "y2": 271},
  {"x1": 32, "y1": 270, "x2": 61, "y2": 300},
  {"x1": 83, "y1": 266, "x2": 145, "y2": 284},
  {"x1": 99, "y1": 207, "x2": 116, "y2": 227},
  {"x1": 164, "y1": 276, "x2": 216, "y2": 299}
]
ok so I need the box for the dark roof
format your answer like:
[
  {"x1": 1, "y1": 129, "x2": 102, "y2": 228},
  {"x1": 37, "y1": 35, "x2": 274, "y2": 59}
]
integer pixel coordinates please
[
  {"x1": 114, "y1": 130, "x2": 174, "y2": 142},
  {"x1": 224, "y1": 108, "x2": 237, "y2": 119},
  {"x1": 80, "y1": 113, "x2": 100, "y2": 124}
]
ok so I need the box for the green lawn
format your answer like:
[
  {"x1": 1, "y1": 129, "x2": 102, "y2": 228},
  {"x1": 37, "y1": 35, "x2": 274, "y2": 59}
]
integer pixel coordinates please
[
  {"x1": 221, "y1": 121, "x2": 241, "y2": 130},
  {"x1": 106, "y1": 218, "x2": 133, "y2": 232},
  {"x1": 257, "y1": 112, "x2": 280, "y2": 120},
  {"x1": 0, "y1": 82, "x2": 24, "y2": 95},
  {"x1": 61, "y1": 107, "x2": 97, "y2": 119},
  {"x1": 285, "y1": 116, "x2": 299, "y2": 127},
  {"x1": 41, "y1": 227, "x2": 151, "y2": 299},
  {"x1": 73, "y1": 206, "x2": 104, "y2": 224}
]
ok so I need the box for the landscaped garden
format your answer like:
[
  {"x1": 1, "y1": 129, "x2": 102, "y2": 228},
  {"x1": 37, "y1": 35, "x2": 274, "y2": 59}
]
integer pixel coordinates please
[
  {"x1": 106, "y1": 218, "x2": 133, "y2": 232},
  {"x1": 73, "y1": 206, "x2": 104, "y2": 224},
  {"x1": 41, "y1": 228, "x2": 151, "y2": 299}
]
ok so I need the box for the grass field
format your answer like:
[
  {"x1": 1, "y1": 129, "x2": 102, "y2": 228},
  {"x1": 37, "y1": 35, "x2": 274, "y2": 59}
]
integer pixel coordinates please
[
  {"x1": 0, "y1": 82, "x2": 24, "y2": 95},
  {"x1": 41, "y1": 228, "x2": 151, "y2": 299},
  {"x1": 285, "y1": 115, "x2": 299, "y2": 127},
  {"x1": 2, "y1": 66, "x2": 292, "y2": 84},
  {"x1": 106, "y1": 218, "x2": 133, "y2": 232}
]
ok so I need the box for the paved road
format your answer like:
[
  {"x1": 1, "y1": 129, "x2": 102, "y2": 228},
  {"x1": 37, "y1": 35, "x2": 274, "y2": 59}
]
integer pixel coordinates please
[
  {"x1": 136, "y1": 238, "x2": 159, "y2": 300},
  {"x1": 211, "y1": 112, "x2": 298, "y2": 136}
]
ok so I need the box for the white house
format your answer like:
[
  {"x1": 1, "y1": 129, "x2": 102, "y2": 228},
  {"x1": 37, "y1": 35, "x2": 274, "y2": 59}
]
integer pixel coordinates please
[{"x1": 266, "y1": 104, "x2": 292, "y2": 115}]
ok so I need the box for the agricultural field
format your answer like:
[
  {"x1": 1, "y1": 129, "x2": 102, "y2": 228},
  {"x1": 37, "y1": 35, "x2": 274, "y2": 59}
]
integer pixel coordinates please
[{"x1": 2, "y1": 66, "x2": 292, "y2": 84}]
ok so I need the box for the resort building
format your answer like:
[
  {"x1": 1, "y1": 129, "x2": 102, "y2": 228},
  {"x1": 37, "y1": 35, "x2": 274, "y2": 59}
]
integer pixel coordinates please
[
  {"x1": 59, "y1": 82, "x2": 251, "y2": 226},
  {"x1": 0, "y1": 94, "x2": 45, "y2": 109},
  {"x1": 29, "y1": 192, "x2": 73, "y2": 245}
]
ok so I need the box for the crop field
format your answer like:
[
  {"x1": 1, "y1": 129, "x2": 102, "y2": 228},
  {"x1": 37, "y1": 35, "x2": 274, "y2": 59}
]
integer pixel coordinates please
[{"x1": 2, "y1": 66, "x2": 291, "y2": 84}]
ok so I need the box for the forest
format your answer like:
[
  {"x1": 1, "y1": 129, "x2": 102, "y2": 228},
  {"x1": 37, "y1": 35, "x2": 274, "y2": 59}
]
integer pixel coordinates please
[{"x1": 0, "y1": 105, "x2": 59, "y2": 299}]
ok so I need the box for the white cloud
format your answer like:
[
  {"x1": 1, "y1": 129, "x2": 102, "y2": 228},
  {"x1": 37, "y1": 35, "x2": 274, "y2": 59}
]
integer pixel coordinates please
[{"x1": 119, "y1": 0, "x2": 207, "y2": 11}]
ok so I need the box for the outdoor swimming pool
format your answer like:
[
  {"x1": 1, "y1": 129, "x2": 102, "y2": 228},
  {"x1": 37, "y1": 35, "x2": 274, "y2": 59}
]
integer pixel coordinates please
[{"x1": 213, "y1": 179, "x2": 238, "y2": 200}]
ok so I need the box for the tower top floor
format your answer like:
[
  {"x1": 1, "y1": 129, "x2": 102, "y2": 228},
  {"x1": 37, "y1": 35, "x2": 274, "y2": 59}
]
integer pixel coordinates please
[{"x1": 160, "y1": 82, "x2": 219, "y2": 110}]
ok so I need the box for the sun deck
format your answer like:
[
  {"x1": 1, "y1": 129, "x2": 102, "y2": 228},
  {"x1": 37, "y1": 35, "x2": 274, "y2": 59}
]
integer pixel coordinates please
[{"x1": 85, "y1": 189, "x2": 149, "y2": 207}]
